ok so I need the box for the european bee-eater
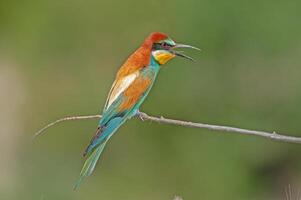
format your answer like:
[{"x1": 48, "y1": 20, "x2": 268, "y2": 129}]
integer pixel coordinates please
[{"x1": 75, "y1": 32, "x2": 199, "y2": 188}]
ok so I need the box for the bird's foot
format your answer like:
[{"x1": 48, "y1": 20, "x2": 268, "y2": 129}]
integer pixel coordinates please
[{"x1": 135, "y1": 110, "x2": 146, "y2": 121}]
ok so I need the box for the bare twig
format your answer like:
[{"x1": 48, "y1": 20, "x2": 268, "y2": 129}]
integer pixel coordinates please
[
  {"x1": 33, "y1": 112, "x2": 301, "y2": 144},
  {"x1": 33, "y1": 115, "x2": 101, "y2": 139}
]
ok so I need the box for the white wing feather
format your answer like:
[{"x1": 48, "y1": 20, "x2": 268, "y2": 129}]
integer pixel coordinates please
[{"x1": 104, "y1": 72, "x2": 139, "y2": 110}]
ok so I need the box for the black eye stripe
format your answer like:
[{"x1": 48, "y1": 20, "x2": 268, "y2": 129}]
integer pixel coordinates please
[{"x1": 152, "y1": 42, "x2": 171, "y2": 50}]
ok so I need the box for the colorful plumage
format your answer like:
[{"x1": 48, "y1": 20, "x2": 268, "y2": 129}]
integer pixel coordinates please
[{"x1": 74, "y1": 32, "x2": 199, "y2": 189}]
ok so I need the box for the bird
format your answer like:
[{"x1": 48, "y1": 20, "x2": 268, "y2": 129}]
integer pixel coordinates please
[{"x1": 74, "y1": 32, "x2": 200, "y2": 189}]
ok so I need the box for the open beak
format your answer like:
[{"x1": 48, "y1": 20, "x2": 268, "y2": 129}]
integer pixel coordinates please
[{"x1": 171, "y1": 43, "x2": 201, "y2": 62}]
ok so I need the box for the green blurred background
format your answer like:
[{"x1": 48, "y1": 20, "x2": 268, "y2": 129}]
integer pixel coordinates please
[{"x1": 1, "y1": 0, "x2": 301, "y2": 199}]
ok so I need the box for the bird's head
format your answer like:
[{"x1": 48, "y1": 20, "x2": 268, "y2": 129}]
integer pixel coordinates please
[{"x1": 146, "y1": 32, "x2": 200, "y2": 65}]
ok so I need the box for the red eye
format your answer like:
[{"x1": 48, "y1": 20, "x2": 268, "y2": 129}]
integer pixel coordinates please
[{"x1": 161, "y1": 42, "x2": 169, "y2": 48}]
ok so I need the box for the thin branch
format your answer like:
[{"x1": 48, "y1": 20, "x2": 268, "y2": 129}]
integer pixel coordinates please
[
  {"x1": 33, "y1": 112, "x2": 301, "y2": 144},
  {"x1": 33, "y1": 115, "x2": 101, "y2": 139}
]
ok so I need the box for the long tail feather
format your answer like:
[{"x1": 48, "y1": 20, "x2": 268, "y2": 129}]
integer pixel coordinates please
[
  {"x1": 74, "y1": 140, "x2": 107, "y2": 190},
  {"x1": 84, "y1": 117, "x2": 124, "y2": 156},
  {"x1": 74, "y1": 116, "x2": 126, "y2": 189}
]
